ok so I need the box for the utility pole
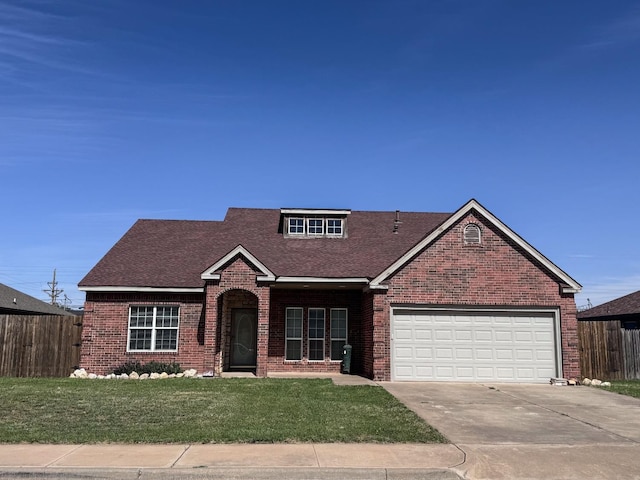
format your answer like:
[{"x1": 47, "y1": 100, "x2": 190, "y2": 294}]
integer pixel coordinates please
[
  {"x1": 44, "y1": 269, "x2": 64, "y2": 306},
  {"x1": 63, "y1": 294, "x2": 72, "y2": 311}
]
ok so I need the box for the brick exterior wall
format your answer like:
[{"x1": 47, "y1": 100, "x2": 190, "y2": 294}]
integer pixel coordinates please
[
  {"x1": 267, "y1": 289, "x2": 362, "y2": 374},
  {"x1": 80, "y1": 292, "x2": 205, "y2": 375},
  {"x1": 204, "y1": 256, "x2": 270, "y2": 376},
  {"x1": 81, "y1": 211, "x2": 579, "y2": 381},
  {"x1": 367, "y1": 212, "x2": 580, "y2": 381}
]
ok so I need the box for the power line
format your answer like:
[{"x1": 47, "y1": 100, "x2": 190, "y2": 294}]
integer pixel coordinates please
[{"x1": 43, "y1": 269, "x2": 64, "y2": 306}]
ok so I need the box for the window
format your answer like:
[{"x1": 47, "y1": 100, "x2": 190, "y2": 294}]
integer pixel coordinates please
[
  {"x1": 307, "y1": 218, "x2": 324, "y2": 235},
  {"x1": 326, "y1": 219, "x2": 343, "y2": 235},
  {"x1": 285, "y1": 307, "x2": 303, "y2": 360},
  {"x1": 288, "y1": 217, "x2": 305, "y2": 235},
  {"x1": 463, "y1": 223, "x2": 481, "y2": 244},
  {"x1": 330, "y1": 309, "x2": 348, "y2": 361},
  {"x1": 308, "y1": 308, "x2": 325, "y2": 361},
  {"x1": 128, "y1": 306, "x2": 179, "y2": 351}
]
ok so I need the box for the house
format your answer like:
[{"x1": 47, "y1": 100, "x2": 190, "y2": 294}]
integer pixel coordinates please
[
  {"x1": 577, "y1": 290, "x2": 640, "y2": 380},
  {"x1": 0, "y1": 283, "x2": 72, "y2": 316},
  {"x1": 78, "y1": 199, "x2": 582, "y2": 382},
  {"x1": 577, "y1": 290, "x2": 640, "y2": 328}
]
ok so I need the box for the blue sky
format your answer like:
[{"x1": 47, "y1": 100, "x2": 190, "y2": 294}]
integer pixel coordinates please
[{"x1": 1, "y1": 0, "x2": 639, "y2": 310}]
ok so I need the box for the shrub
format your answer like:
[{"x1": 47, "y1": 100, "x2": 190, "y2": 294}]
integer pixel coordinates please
[{"x1": 112, "y1": 361, "x2": 182, "y2": 375}]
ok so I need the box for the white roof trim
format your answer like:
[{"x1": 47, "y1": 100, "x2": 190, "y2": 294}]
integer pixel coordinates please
[
  {"x1": 79, "y1": 286, "x2": 204, "y2": 293},
  {"x1": 280, "y1": 208, "x2": 351, "y2": 215},
  {"x1": 275, "y1": 277, "x2": 369, "y2": 284},
  {"x1": 201, "y1": 244, "x2": 276, "y2": 281},
  {"x1": 369, "y1": 199, "x2": 582, "y2": 293}
]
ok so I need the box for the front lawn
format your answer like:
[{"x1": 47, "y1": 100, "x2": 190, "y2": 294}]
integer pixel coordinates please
[
  {"x1": 604, "y1": 380, "x2": 640, "y2": 399},
  {"x1": 0, "y1": 377, "x2": 446, "y2": 444}
]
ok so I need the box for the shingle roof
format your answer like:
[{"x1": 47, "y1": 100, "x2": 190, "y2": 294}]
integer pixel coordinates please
[
  {"x1": 0, "y1": 283, "x2": 74, "y2": 315},
  {"x1": 577, "y1": 290, "x2": 640, "y2": 319},
  {"x1": 79, "y1": 208, "x2": 452, "y2": 288}
]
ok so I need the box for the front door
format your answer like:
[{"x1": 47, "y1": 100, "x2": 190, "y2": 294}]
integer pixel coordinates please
[{"x1": 230, "y1": 308, "x2": 257, "y2": 369}]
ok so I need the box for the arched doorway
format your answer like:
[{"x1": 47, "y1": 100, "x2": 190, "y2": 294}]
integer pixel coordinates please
[{"x1": 219, "y1": 289, "x2": 259, "y2": 372}]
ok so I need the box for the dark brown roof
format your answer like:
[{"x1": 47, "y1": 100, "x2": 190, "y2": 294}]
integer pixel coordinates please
[
  {"x1": 79, "y1": 208, "x2": 452, "y2": 288},
  {"x1": 577, "y1": 290, "x2": 640, "y2": 319},
  {"x1": 0, "y1": 283, "x2": 74, "y2": 315}
]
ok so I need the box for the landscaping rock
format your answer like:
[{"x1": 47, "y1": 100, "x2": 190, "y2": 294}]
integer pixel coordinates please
[
  {"x1": 129, "y1": 372, "x2": 140, "y2": 379},
  {"x1": 582, "y1": 378, "x2": 592, "y2": 386},
  {"x1": 183, "y1": 368, "x2": 197, "y2": 378},
  {"x1": 601, "y1": 381, "x2": 611, "y2": 387},
  {"x1": 149, "y1": 372, "x2": 161, "y2": 379},
  {"x1": 159, "y1": 372, "x2": 169, "y2": 379},
  {"x1": 176, "y1": 372, "x2": 185, "y2": 378},
  {"x1": 592, "y1": 379, "x2": 602, "y2": 386},
  {"x1": 139, "y1": 373, "x2": 149, "y2": 380},
  {"x1": 88, "y1": 373, "x2": 97, "y2": 379}
]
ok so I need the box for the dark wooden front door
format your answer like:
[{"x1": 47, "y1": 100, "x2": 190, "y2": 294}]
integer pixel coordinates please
[{"x1": 230, "y1": 309, "x2": 257, "y2": 369}]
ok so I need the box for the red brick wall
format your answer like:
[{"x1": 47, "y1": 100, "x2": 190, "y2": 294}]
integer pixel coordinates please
[
  {"x1": 203, "y1": 256, "x2": 270, "y2": 376},
  {"x1": 80, "y1": 292, "x2": 205, "y2": 375},
  {"x1": 267, "y1": 289, "x2": 362, "y2": 374},
  {"x1": 370, "y1": 212, "x2": 580, "y2": 381}
]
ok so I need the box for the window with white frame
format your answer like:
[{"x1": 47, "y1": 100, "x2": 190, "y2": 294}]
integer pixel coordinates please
[
  {"x1": 308, "y1": 308, "x2": 325, "y2": 361},
  {"x1": 285, "y1": 307, "x2": 303, "y2": 360},
  {"x1": 330, "y1": 309, "x2": 348, "y2": 361},
  {"x1": 307, "y1": 218, "x2": 324, "y2": 235},
  {"x1": 326, "y1": 218, "x2": 343, "y2": 236},
  {"x1": 288, "y1": 217, "x2": 305, "y2": 235},
  {"x1": 128, "y1": 306, "x2": 179, "y2": 351}
]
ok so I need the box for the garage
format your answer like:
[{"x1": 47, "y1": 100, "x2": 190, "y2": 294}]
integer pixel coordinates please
[{"x1": 391, "y1": 308, "x2": 560, "y2": 382}]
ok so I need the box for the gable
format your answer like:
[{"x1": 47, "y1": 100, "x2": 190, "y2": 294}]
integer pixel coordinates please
[
  {"x1": 201, "y1": 245, "x2": 275, "y2": 282},
  {"x1": 370, "y1": 199, "x2": 581, "y2": 294}
]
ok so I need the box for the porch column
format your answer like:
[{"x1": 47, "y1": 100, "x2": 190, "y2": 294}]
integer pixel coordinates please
[
  {"x1": 203, "y1": 282, "x2": 221, "y2": 374},
  {"x1": 372, "y1": 290, "x2": 390, "y2": 381},
  {"x1": 256, "y1": 286, "x2": 271, "y2": 377}
]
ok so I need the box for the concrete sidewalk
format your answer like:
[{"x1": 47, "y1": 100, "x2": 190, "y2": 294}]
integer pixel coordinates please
[{"x1": 0, "y1": 443, "x2": 464, "y2": 479}]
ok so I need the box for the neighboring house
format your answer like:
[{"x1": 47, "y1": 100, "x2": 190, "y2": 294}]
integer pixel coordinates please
[
  {"x1": 577, "y1": 290, "x2": 640, "y2": 380},
  {"x1": 0, "y1": 283, "x2": 72, "y2": 316},
  {"x1": 78, "y1": 199, "x2": 582, "y2": 382},
  {"x1": 577, "y1": 290, "x2": 640, "y2": 328}
]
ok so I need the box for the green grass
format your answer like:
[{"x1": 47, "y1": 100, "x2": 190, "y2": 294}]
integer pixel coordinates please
[
  {"x1": 0, "y1": 377, "x2": 446, "y2": 444},
  {"x1": 604, "y1": 380, "x2": 640, "y2": 399}
]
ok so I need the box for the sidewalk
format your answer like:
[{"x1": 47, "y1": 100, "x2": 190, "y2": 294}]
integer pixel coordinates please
[{"x1": 0, "y1": 443, "x2": 464, "y2": 479}]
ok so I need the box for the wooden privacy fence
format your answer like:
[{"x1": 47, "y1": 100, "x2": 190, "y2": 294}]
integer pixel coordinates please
[
  {"x1": 0, "y1": 314, "x2": 82, "y2": 377},
  {"x1": 578, "y1": 320, "x2": 640, "y2": 380}
]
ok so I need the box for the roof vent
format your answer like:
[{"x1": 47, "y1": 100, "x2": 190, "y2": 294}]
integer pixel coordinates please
[
  {"x1": 393, "y1": 210, "x2": 402, "y2": 234},
  {"x1": 463, "y1": 223, "x2": 481, "y2": 244}
]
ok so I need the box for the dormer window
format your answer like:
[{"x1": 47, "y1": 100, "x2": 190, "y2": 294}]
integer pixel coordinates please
[
  {"x1": 288, "y1": 218, "x2": 305, "y2": 235},
  {"x1": 327, "y1": 219, "x2": 343, "y2": 235},
  {"x1": 281, "y1": 208, "x2": 350, "y2": 238},
  {"x1": 308, "y1": 218, "x2": 324, "y2": 235}
]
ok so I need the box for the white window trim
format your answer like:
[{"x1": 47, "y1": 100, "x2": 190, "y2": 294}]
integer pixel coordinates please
[
  {"x1": 330, "y1": 308, "x2": 348, "y2": 362},
  {"x1": 307, "y1": 218, "x2": 324, "y2": 236},
  {"x1": 307, "y1": 308, "x2": 326, "y2": 362},
  {"x1": 285, "y1": 307, "x2": 303, "y2": 361},
  {"x1": 326, "y1": 218, "x2": 343, "y2": 236},
  {"x1": 288, "y1": 217, "x2": 305, "y2": 235},
  {"x1": 127, "y1": 305, "x2": 180, "y2": 352}
]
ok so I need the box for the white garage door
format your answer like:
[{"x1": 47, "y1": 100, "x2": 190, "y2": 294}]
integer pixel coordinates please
[{"x1": 392, "y1": 309, "x2": 559, "y2": 382}]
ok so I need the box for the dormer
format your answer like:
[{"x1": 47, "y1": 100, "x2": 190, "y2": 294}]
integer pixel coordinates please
[{"x1": 280, "y1": 208, "x2": 351, "y2": 238}]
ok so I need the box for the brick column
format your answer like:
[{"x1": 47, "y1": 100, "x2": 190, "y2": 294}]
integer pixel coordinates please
[
  {"x1": 371, "y1": 290, "x2": 391, "y2": 381},
  {"x1": 203, "y1": 282, "x2": 220, "y2": 373},
  {"x1": 256, "y1": 286, "x2": 271, "y2": 377}
]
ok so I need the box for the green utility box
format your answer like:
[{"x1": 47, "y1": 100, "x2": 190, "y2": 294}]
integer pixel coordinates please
[{"x1": 342, "y1": 344, "x2": 352, "y2": 374}]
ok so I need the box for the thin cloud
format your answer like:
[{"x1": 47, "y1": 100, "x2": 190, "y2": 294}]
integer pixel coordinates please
[
  {"x1": 576, "y1": 275, "x2": 640, "y2": 308},
  {"x1": 576, "y1": 7, "x2": 640, "y2": 51}
]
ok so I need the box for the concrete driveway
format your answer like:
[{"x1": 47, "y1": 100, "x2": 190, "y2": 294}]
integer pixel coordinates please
[{"x1": 382, "y1": 382, "x2": 640, "y2": 480}]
